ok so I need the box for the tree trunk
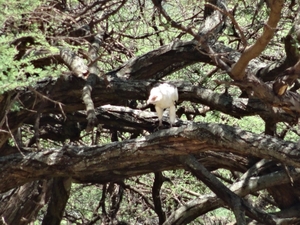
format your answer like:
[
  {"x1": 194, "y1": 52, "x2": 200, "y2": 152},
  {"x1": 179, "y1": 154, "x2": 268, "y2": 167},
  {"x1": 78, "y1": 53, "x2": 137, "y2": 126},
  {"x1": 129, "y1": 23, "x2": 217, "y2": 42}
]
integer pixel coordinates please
[
  {"x1": 42, "y1": 178, "x2": 72, "y2": 225},
  {"x1": 0, "y1": 180, "x2": 51, "y2": 225}
]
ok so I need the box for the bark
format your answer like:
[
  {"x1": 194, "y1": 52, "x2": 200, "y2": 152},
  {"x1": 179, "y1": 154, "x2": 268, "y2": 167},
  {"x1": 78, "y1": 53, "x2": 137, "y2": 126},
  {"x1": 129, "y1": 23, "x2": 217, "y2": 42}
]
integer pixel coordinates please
[
  {"x1": 107, "y1": 183, "x2": 124, "y2": 222},
  {"x1": 164, "y1": 167, "x2": 300, "y2": 225},
  {"x1": 42, "y1": 178, "x2": 72, "y2": 225},
  {"x1": 0, "y1": 180, "x2": 51, "y2": 225},
  {"x1": 111, "y1": 39, "x2": 210, "y2": 80},
  {"x1": 180, "y1": 155, "x2": 247, "y2": 225},
  {"x1": 59, "y1": 49, "x2": 89, "y2": 78},
  {"x1": 83, "y1": 34, "x2": 106, "y2": 132},
  {"x1": 231, "y1": 0, "x2": 284, "y2": 80},
  {"x1": 263, "y1": 114, "x2": 299, "y2": 211},
  {"x1": 152, "y1": 172, "x2": 166, "y2": 225},
  {"x1": 273, "y1": 59, "x2": 300, "y2": 96},
  {"x1": 257, "y1": 6, "x2": 300, "y2": 82},
  {"x1": 1, "y1": 75, "x2": 297, "y2": 151},
  {"x1": 1, "y1": 122, "x2": 300, "y2": 193}
]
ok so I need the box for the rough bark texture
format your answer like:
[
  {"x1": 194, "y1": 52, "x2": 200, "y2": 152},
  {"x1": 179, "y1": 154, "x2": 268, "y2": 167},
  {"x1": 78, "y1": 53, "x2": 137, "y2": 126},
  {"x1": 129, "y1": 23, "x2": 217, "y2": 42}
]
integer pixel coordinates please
[
  {"x1": 0, "y1": 122, "x2": 299, "y2": 193},
  {"x1": 231, "y1": 0, "x2": 284, "y2": 79},
  {"x1": 164, "y1": 167, "x2": 300, "y2": 224},
  {"x1": 180, "y1": 155, "x2": 280, "y2": 225},
  {"x1": 152, "y1": 172, "x2": 166, "y2": 225},
  {"x1": 42, "y1": 178, "x2": 72, "y2": 225},
  {"x1": 0, "y1": 180, "x2": 51, "y2": 225}
]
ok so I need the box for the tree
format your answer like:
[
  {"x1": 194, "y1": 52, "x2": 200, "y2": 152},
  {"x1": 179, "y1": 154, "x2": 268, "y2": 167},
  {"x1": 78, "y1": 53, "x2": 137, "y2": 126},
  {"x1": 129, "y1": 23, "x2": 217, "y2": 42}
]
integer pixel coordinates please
[{"x1": 1, "y1": 0, "x2": 300, "y2": 224}]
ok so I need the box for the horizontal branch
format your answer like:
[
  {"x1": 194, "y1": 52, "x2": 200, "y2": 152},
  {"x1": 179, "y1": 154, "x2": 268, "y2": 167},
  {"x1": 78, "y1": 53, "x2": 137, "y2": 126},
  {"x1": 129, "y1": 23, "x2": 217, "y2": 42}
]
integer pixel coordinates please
[
  {"x1": 1, "y1": 39, "x2": 298, "y2": 150},
  {"x1": 7, "y1": 78, "x2": 295, "y2": 131},
  {"x1": 0, "y1": 122, "x2": 299, "y2": 193}
]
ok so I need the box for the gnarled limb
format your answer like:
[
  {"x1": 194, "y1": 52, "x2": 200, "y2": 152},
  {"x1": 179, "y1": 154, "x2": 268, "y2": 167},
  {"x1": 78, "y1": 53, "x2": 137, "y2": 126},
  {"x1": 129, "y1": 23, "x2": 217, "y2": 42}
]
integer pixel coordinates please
[
  {"x1": 1, "y1": 122, "x2": 300, "y2": 193},
  {"x1": 0, "y1": 180, "x2": 51, "y2": 225},
  {"x1": 83, "y1": 34, "x2": 105, "y2": 132},
  {"x1": 152, "y1": 172, "x2": 166, "y2": 225},
  {"x1": 60, "y1": 49, "x2": 89, "y2": 78},
  {"x1": 164, "y1": 166, "x2": 300, "y2": 224},
  {"x1": 42, "y1": 178, "x2": 72, "y2": 225},
  {"x1": 231, "y1": 0, "x2": 284, "y2": 80},
  {"x1": 273, "y1": 59, "x2": 300, "y2": 96},
  {"x1": 180, "y1": 155, "x2": 247, "y2": 225}
]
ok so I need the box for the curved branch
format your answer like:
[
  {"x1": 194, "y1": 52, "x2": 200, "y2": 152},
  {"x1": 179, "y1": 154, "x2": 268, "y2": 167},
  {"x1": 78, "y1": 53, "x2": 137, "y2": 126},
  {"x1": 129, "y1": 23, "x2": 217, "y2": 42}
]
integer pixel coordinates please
[
  {"x1": 164, "y1": 167, "x2": 300, "y2": 224},
  {"x1": 60, "y1": 49, "x2": 89, "y2": 78},
  {"x1": 42, "y1": 177, "x2": 72, "y2": 225},
  {"x1": 1, "y1": 39, "x2": 298, "y2": 150},
  {"x1": 152, "y1": 172, "x2": 166, "y2": 225},
  {"x1": 180, "y1": 155, "x2": 247, "y2": 224},
  {"x1": 2, "y1": 78, "x2": 296, "y2": 151},
  {"x1": 83, "y1": 33, "x2": 106, "y2": 131},
  {"x1": 0, "y1": 180, "x2": 51, "y2": 225},
  {"x1": 0, "y1": 122, "x2": 300, "y2": 193},
  {"x1": 231, "y1": 0, "x2": 284, "y2": 80}
]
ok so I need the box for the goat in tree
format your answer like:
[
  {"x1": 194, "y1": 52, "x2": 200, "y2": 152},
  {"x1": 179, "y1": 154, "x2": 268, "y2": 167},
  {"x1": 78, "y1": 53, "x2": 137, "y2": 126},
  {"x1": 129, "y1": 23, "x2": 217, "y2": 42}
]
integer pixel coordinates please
[{"x1": 147, "y1": 83, "x2": 178, "y2": 127}]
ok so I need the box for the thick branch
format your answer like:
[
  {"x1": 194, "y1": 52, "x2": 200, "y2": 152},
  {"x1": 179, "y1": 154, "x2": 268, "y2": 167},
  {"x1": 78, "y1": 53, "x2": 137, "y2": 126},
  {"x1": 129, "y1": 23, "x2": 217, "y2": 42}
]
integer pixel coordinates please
[
  {"x1": 152, "y1": 172, "x2": 166, "y2": 225},
  {"x1": 8, "y1": 79, "x2": 296, "y2": 132},
  {"x1": 60, "y1": 49, "x2": 89, "y2": 78},
  {"x1": 164, "y1": 167, "x2": 300, "y2": 224},
  {"x1": 180, "y1": 155, "x2": 247, "y2": 225},
  {"x1": 231, "y1": 0, "x2": 284, "y2": 80},
  {"x1": 1, "y1": 122, "x2": 300, "y2": 193},
  {"x1": 42, "y1": 178, "x2": 72, "y2": 225},
  {"x1": 0, "y1": 180, "x2": 51, "y2": 225},
  {"x1": 1, "y1": 39, "x2": 299, "y2": 151},
  {"x1": 112, "y1": 40, "x2": 210, "y2": 80}
]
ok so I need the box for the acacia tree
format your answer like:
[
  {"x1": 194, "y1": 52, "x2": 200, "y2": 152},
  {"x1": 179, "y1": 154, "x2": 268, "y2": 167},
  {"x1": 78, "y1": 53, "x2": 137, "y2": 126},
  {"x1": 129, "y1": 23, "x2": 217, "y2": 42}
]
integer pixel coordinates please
[{"x1": 1, "y1": 0, "x2": 300, "y2": 224}]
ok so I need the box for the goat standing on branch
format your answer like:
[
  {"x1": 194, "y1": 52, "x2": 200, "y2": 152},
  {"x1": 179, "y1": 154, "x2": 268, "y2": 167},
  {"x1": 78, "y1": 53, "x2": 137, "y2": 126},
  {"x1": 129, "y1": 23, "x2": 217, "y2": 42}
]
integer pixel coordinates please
[{"x1": 147, "y1": 83, "x2": 179, "y2": 127}]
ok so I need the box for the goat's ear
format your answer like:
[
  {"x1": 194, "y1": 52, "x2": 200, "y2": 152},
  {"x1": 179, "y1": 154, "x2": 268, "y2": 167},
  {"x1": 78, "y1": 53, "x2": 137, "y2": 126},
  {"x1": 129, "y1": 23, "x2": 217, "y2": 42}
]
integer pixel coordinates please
[{"x1": 151, "y1": 96, "x2": 157, "y2": 101}]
